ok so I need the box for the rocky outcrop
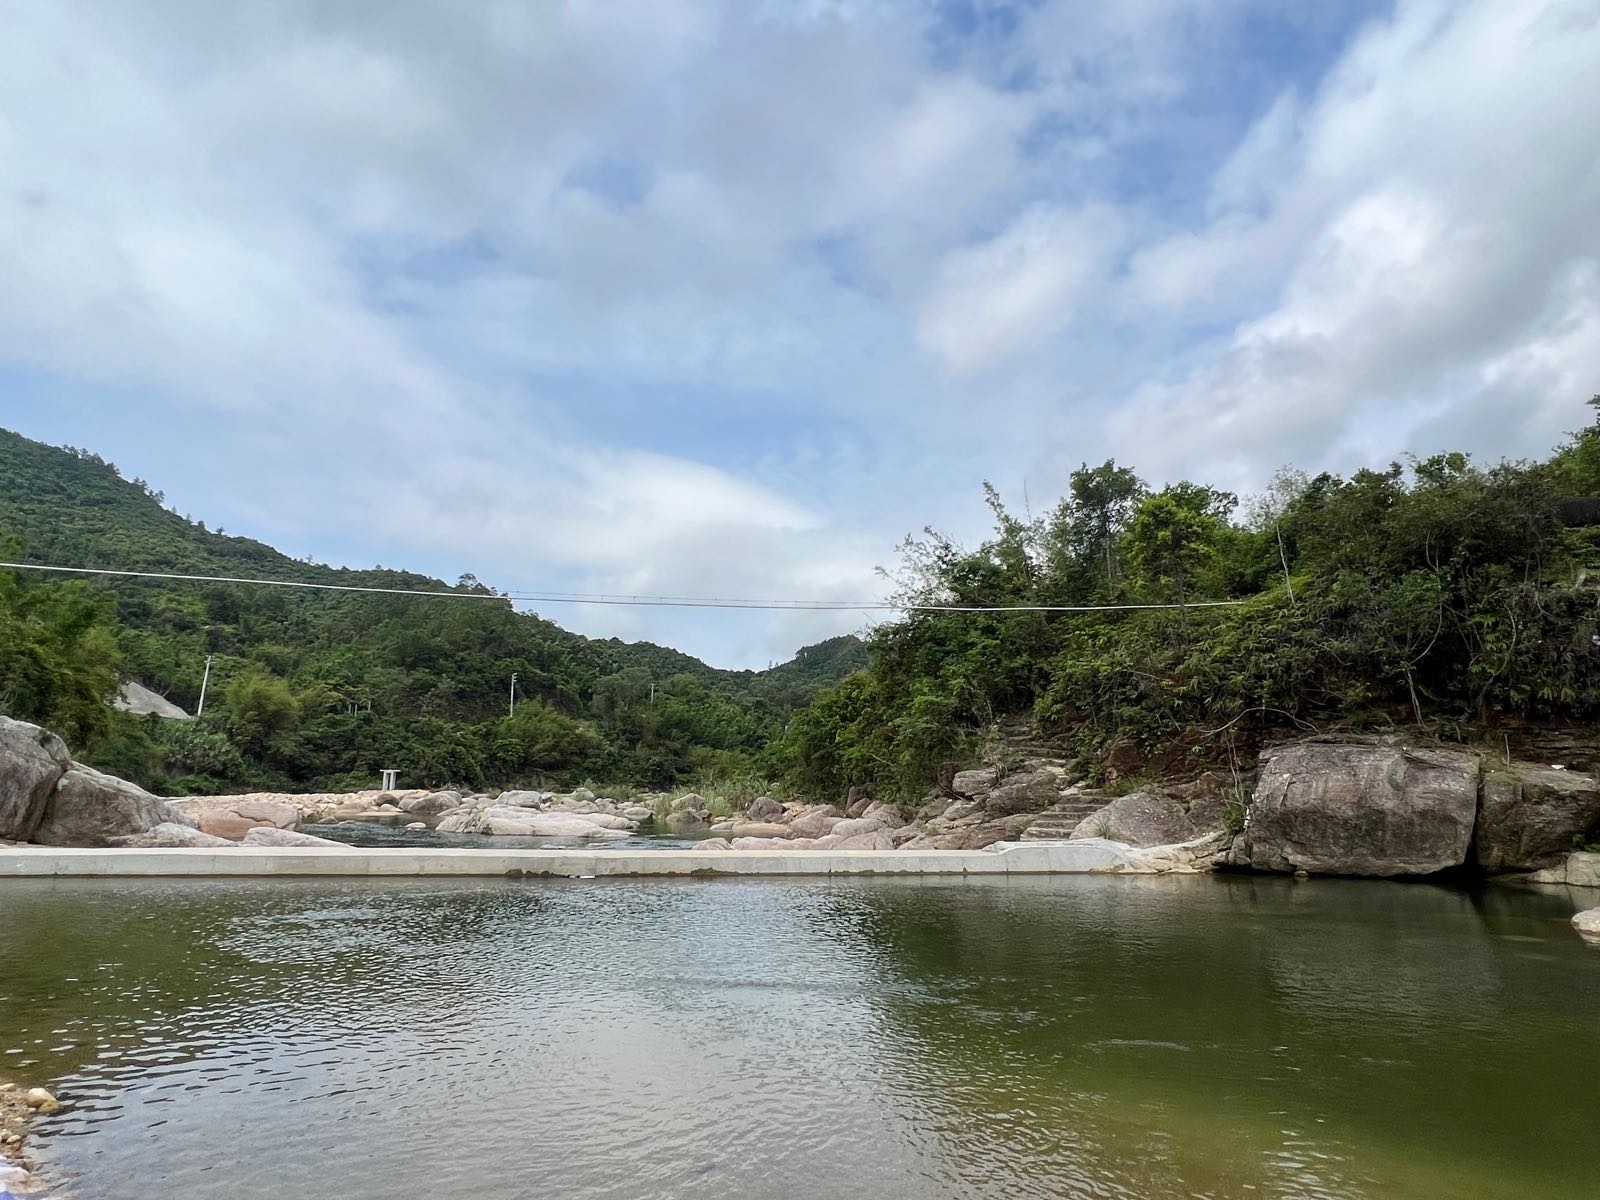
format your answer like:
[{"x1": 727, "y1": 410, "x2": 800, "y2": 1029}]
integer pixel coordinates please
[
  {"x1": 113, "y1": 680, "x2": 190, "y2": 719},
  {"x1": 0, "y1": 716, "x2": 72, "y2": 841},
  {"x1": 1475, "y1": 764, "x2": 1600, "y2": 871},
  {"x1": 1237, "y1": 742, "x2": 1479, "y2": 876},
  {"x1": 1069, "y1": 786, "x2": 1226, "y2": 848},
  {"x1": 32, "y1": 763, "x2": 188, "y2": 847}
]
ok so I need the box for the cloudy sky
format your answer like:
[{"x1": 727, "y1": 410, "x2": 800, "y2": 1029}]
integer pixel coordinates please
[{"x1": 2, "y1": 0, "x2": 1597, "y2": 668}]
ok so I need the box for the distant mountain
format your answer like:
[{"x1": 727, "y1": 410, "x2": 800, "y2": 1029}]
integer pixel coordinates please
[{"x1": 0, "y1": 426, "x2": 867, "y2": 791}]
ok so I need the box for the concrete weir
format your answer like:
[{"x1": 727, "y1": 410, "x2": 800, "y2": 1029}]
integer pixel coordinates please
[{"x1": 0, "y1": 840, "x2": 1145, "y2": 879}]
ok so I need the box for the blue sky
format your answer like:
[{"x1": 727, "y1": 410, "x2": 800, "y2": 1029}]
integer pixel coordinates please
[{"x1": 2, "y1": 0, "x2": 1598, "y2": 668}]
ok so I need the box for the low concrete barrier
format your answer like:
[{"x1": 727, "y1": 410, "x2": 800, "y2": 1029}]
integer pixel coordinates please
[{"x1": 0, "y1": 840, "x2": 1145, "y2": 879}]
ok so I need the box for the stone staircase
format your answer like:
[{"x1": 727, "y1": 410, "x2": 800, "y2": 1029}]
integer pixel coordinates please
[{"x1": 1019, "y1": 796, "x2": 1108, "y2": 841}]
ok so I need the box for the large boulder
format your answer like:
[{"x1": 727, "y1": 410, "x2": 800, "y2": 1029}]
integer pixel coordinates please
[
  {"x1": 33, "y1": 763, "x2": 185, "y2": 847},
  {"x1": 1069, "y1": 788, "x2": 1226, "y2": 848},
  {"x1": 0, "y1": 716, "x2": 71, "y2": 841},
  {"x1": 479, "y1": 807, "x2": 632, "y2": 837},
  {"x1": 984, "y1": 767, "x2": 1062, "y2": 816},
  {"x1": 746, "y1": 795, "x2": 784, "y2": 822},
  {"x1": 1475, "y1": 764, "x2": 1600, "y2": 872},
  {"x1": 788, "y1": 806, "x2": 844, "y2": 839},
  {"x1": 671, "y1": 792, "x2": 707, "y2": 814},
  {"x1": 727, "y1": 821, "x2": 791, "y2": 838},
  {"x1": 827, "y1": 816, "x2": 887, "y2": 839},
  {"x1": 496, "y1": 790, "x2": 547, "y2": 809},
  {"x1": 1238, "y1": 742, "x2": 1479, "y2": 876},
  {"x1": 399, "y1": 790, "x2": 463, "y2": 817},
  {"x1": 663, "y1": 809, "x2": 708, "y2": 830},
  {"x1": 242, "y1": 827, "x2": 346, "y2": 847},
  {"x1": 844, "y1": 786, "x2": 873, "y2": 818},
  {"x1": 198, "y1": 812, "x2": 271, "y2": 840},
  {"x1": 950, "y1": 767, "x2": 997, "y2": 799}
]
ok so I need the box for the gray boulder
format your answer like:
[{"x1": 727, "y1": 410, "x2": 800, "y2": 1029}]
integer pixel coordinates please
[
  {"x1": 671, "y1": 792, "x2": 707, "y2": 814},
  {"x1": 951, "y1": 767, "x2": 997, "y2": 799},
  {"x1": 844, "y1": 786, "x2": 873, "y2": 817},
  {"x1": 984, "y1": 768, "x2": 1062, "y2": 816},
  {"x1": 116, "y1": 822, "x2": 237, "y2": 848},
  {"x1": 1070, "y1": 789, "x2": 1225, "y2": 848},
  {"x1": 1238, "y1": 742, "x2": 1479, "y2": 876},
  {"x1": 0, "y1": 716, "x2": 71, "y2": 841},
  {"x1": 496, "y1": 790, "x2": 547, "y2": 809},
  {"x1": 242, "y1": 827, "x2": 347, "y2": 847},
  {"x1": 663, "y1": 809, "x2": 708, "y2": 829},
  {"x1": 1475, "y1": 764, "x2": 1600, "y2": 872},
  {"x1": 788, "y1": 805, "x2": 843, "y2": 839},
  {"x1": 746, "y1": 795, "x2": 784, "y2": 822},
  {"x1": 400, "y1": 790, "x2": 463, "y2": 816},
  {"x1": 33, "y1": 763, "x2": 184, "y2": 847}
]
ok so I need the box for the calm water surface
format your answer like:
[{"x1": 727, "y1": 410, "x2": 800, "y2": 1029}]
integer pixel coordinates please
[{"x1": 1, "y1": 875, "x2": 1596, "y2": 1199}]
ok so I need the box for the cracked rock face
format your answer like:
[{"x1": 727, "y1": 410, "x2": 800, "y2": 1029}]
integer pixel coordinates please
[
  {"x1": 1238, "y1": 742, "x2": 1479, "y2": 876},
  {"x1": 0, "y1": 716, "x2": 71, "y2": 842},
  {"x1": 1475, "y1": 764, "x2": 1600, "y2": 872}
]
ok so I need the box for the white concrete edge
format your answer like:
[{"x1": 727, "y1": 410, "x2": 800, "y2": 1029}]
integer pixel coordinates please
[{"x1": 0, "y1": 840, "x2": 1147, "y2": 878}]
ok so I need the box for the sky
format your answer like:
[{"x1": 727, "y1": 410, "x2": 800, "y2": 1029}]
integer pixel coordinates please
[{"x1": 2, "y1": 0, "x2": 1598, "y2": 669}]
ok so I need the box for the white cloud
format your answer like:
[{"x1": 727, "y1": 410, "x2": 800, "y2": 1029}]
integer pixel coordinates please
[{"x1": 918, "y1": 205, "x2": 1123, "y2": 376}]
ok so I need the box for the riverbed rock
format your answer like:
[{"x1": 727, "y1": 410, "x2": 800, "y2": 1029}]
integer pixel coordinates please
[
  {"x1": 1238, "y1": 742, "x2": 1479, "y2": 876},
  {"x1": 197, "y1": 812, "x2": 271, "y2": 840},
  {"x1": 494, "y1": 790, "x2": 545, "y2": 808},
  {"x1": 671, "y1": 792, "x2": 706, "y2": 814},
  {"x1": 1526, "y1": 851, "x2": 1600, "y2": 888},
  {"x1": 623, "y1": 805, "x2": 655, "y2": 822},
  {"x1": 32, "y1": 763, "x2": 185, "y2": 847},
  {"x1": 23, "y1": 1089, "x2": 57, "y2": 1114},
  {"x1": 727, "y1": 822, "x2": 791, "y2": 838},
  {"x1": 0, "y1": 716, "x2": 72, "y2": 842},
  {"x1": 115, "y1": 822, "x2": 237, "y2": 848},
  {"x1": 696, "y1": 837, "x2": 732, "y2": 851},
  {"x1": 400, "y1": 790, "x2": 462, "y2": 816},
  {"x1": 477, "y1": 807, "x2": 632, "y2": 837},
  {"x1": 813, "y1": 829, "x2": 895, "y2": 850},
  {"x1": 746, "y1": 795, "x2": 784, "y2": 822},
  {"x1": 1475, "y1": 764, "x2": 1600, "y2": 872},
  {"x1": 1572, "y1": 908, "x2": 1600, "y2": 944},
  {"x1": 232, "y1": 799, "x2": 300, "y2": 829},
  {"x1": 242, "y1": 827, "x2": 346, "y2": 847},
  {"x1": 1069, "y1": 789, "x2": 1225, "y2": 848},
  {"x1": 984, "y1": 767, "x2": 1063, "y2": 816},
  {"x1": 788, "y1": 806, "x2": 843, "y2": 839}
]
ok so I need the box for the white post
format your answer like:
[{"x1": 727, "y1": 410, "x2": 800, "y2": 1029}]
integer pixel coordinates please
[
  {"x1": 509, "y1": 672, "x2": 518, "y2": 717},
  {"x1": 380, "y1": 769, "x2": 398, "y2": 791},
  {"x1": 196, "y1": 654, "x2": 214, "y2": 716}
]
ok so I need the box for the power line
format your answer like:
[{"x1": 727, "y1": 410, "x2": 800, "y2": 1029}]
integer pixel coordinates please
[{"x1": 0, "y1": 560, "x2": 1248, "y2": 615}]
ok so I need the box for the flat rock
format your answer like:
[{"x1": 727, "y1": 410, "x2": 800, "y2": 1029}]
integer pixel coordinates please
[
  {"x1": 198, "y1": 812, "x2": 270, "y2": 840},
  {"x1": 242, "y1": 827, "x2": 346, "y2": 847}
]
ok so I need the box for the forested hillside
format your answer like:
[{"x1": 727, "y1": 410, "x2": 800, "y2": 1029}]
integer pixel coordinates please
[
  {"x1": 0, "y1": 427, "x2": 866, "y2": 794},
  {"x1": 782, "y1": 398, "x2": 1600, "y2": 801}
]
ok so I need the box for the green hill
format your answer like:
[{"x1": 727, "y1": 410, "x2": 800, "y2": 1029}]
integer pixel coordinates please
[{"x1": 0, "y1": 427, "x2": 866, "y2": 794}]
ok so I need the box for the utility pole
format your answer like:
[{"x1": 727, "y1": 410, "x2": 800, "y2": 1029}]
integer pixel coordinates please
[
  {"x1": 509, "y1": 672, "x2": 518, "y2": 718},
  {"x1": 196, "y1": 655, "x2": 214, "y2": 717}
]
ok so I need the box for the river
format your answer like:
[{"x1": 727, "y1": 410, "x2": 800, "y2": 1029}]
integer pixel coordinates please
[{"x1": 1, "y1": 875, "x2": 1595, "y2": 1199}]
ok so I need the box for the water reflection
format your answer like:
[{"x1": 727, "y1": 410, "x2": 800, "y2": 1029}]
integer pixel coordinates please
[{"x1": 1, "y1": 876, "x2": 1596, "y2": 1200}]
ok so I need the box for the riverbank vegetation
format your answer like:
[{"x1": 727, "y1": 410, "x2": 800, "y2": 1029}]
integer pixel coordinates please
[
  {"x1": 4, "y1": 401, "x2": 1599, "y2": 805},
  {"x1": 780, "y1": 398, "x2": 1600, "y2": 801}
]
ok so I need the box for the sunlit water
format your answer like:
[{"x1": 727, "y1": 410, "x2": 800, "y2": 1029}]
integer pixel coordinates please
[{"x1": 2, "y1": 875, "x2": 1596, "y2": 1199}]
